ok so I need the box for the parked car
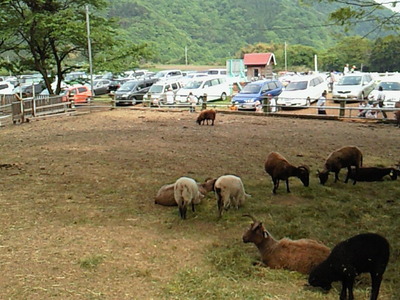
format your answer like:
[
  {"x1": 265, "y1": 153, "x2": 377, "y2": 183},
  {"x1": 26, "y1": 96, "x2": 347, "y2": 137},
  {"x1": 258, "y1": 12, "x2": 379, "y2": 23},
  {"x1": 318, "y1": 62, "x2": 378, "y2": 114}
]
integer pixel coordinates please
[
  {"x1": 207, "y1": 69, "x2": 227, "y2": 76},
  {"x1": 180, "y1": 72, "x2": 208, "y2": 87},
  {"x1": 60, "y1": 85, "x2": 92, "y2": 103},
  {"x1": 88, "y1": 79, "x2": 113, "y2": 96},
  {"x1": 13, "y1": 82, "x2": 46, "y2": 97},
  {"x1": 0, "y1": 82, "x2": 15, "y2": 95},
  {"x1": 277, "y1": 74, "x2": 328, "y2": 108},
  {"x1": 144, "y1": 79, "x2": 182, "y2": 106},
  {"x1": 175, "y1": 76, "x2": 230, "y2": 103},
  {"x1": 332, "y1": 73, "x2": 375, "y2": 102},
  {"x1": 107, "y1": 78, "x2": 129, "y2": 93},
  {"x1": 231, "y1": 79, "x2": 283, "y2": 110},
  {"x1": 153, "y1": 70, "x2": 183, "y2": 82},
  {"x1": 114, "y1": 78, "x2": 157, "y2": 105},
  {"x1": 368, "y1": 78, "x2": 400, "y2": 108}
]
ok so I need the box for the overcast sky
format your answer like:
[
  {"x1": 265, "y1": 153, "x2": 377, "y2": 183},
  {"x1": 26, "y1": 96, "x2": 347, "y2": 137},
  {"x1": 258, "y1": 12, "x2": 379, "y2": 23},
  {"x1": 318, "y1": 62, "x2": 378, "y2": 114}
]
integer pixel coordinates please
[{"x1": 375, "y1": 0, "x2": 400, "y2": 12}]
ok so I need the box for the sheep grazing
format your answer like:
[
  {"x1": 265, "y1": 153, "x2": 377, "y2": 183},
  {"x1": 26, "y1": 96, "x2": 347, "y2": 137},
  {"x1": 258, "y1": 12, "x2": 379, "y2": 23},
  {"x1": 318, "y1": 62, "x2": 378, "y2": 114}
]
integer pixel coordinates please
[
  {"x1": 264, "y1": 152, "x2": 310, "y2": 194},
  {"x1": 196, "y1": 109, "x2": 216, "y2": 125},
  {"x1": 318, "y1": 146, "x2": 363, "y2": 185},
  {"x1": 174, "y1": 177, "x2": 204, "y2": 219},
  {"x1": 348, "y1": 166, "x2": 397, "y2": 182},
  {"x1": 214, "y1": 175, "x2": 251, "y2": 217},
  {"x1": 308, "y1": 233, "x2": 390, "y2": 300},
  {"x1": 156, "y1": 178, "x2": 215, "y2": 207},
  {"x1": 242, "y1": 214, "x2": 330, "y2": 274}
]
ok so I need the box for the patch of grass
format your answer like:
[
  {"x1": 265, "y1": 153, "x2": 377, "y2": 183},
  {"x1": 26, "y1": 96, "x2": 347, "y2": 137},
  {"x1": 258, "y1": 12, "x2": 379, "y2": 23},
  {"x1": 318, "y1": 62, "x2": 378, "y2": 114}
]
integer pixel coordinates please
[{"x1": 79, "y1": 254, "x2": 105, "y2": 270}]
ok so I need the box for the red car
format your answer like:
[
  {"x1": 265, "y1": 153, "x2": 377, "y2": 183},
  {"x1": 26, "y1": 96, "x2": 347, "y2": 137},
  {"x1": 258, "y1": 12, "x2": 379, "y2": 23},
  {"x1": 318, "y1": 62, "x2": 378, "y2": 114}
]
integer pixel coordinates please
[{"x1": 61, "y1": 86, "x2": 92, "y2": 103}]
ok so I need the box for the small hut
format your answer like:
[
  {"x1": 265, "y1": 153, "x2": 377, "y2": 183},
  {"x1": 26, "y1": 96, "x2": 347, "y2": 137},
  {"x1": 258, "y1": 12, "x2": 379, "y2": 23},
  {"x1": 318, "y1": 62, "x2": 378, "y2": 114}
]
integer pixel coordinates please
[{"x1": 243, "y1": 53, "x2": 276, "y2": 80}]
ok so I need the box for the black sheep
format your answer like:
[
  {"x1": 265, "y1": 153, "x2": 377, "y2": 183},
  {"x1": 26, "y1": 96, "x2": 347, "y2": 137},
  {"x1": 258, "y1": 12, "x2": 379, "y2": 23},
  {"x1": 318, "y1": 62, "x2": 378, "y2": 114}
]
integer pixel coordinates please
[
  {"x1": 348, "y1": 167, "x2": 397, "y2": 182},
  {"x1": 308, "y1": 233, "x2": 390, "y2": 300}
]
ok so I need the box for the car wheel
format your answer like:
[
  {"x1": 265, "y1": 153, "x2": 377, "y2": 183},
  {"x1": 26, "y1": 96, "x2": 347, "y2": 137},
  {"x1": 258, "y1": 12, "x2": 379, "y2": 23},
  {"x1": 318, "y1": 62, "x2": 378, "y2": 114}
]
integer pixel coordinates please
[
  {"x1": 131, "y1": 97, "x2": 137, "y2": 105},
  {"x1": 220, "y1": 92, "x2": 227, "y2": 101}
]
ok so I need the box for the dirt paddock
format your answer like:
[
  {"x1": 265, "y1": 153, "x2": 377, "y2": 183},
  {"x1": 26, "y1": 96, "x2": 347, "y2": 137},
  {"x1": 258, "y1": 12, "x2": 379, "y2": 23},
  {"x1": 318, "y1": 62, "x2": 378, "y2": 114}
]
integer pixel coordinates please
[{"x1": 0, "y1": 108, "x2": 398, "y2": 299}]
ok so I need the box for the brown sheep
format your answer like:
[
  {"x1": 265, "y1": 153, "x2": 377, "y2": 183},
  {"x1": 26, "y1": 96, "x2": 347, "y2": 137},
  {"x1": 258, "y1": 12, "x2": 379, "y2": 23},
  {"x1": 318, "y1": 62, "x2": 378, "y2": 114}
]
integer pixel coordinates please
[
  {"x1": 318, "y1": 146, "x2": 363, "y2": 185},
  {"x1": 196, "y1": 109, "x2": 216, "y2": 125},
  {"x1": 264, "y1": 152, "x2": 310, "y2": 194},
  {"x1": 242, "y1": 214, "x2": 330, "y2": 274}
]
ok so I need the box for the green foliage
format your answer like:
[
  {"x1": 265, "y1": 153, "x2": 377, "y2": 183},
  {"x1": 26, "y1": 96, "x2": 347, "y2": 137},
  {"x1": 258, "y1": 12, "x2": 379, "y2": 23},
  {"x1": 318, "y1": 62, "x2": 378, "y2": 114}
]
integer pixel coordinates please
[{"x1": 370, "y1": 35, "x2": 400, "y2": 72}]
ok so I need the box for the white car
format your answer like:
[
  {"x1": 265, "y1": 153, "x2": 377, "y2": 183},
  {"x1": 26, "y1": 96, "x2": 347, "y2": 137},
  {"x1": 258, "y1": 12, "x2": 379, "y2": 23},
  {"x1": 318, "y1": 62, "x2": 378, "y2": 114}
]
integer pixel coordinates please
[
  {"x1": 180, "y1": 72, "x2": 208, "y2": 87},
  {"x1": 368, "y1": 78, "x2": 400, "y2": 108},
  {"x1": 277, "y1": 74, "x2": 328, "y2": 107},
  {"x1": 175, "y1": 76, "x2": 230, "y2": 102},
  {"x1": 332, "y1": 73, "x2": 375, "y2": 101},
  {"x1": 0, "y1": 82, "x2": 15, "y2": 95}
]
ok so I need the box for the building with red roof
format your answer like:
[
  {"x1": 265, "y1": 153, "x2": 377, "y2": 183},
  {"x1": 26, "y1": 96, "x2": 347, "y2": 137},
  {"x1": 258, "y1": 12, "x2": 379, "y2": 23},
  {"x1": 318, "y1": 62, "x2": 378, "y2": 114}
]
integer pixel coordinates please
[{"x1": 243, "y1": 53, "x2": 276, "y2": 80}]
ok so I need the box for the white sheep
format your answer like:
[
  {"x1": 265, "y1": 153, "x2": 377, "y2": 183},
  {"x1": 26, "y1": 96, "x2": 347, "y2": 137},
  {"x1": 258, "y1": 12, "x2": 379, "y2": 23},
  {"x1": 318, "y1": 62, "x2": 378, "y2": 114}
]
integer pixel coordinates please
[
  {"x1": 174, "y1": 177, "x2": 204, "y2": 219},
  {"x1": 214, "y1": 175, "x2": 251, "y2": 217},
  {"x1": 242, "y1": 214, "x2": 330, "y2": 274}
]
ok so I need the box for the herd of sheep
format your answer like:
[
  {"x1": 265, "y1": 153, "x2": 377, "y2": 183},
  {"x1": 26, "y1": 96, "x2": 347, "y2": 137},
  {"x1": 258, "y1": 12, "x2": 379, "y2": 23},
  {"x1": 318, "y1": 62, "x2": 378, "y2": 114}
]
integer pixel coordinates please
[{"x1": 156, "y1": 111, "x2": 395, "y2": 300}]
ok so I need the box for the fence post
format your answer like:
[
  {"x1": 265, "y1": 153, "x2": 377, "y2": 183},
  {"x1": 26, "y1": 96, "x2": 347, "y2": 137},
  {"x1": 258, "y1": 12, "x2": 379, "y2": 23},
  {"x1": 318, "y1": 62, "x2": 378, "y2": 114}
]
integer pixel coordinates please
[
  {"x1": 202, "y1": 93, "x2": 207, "y2": 110},
  {"x1": 339, "y1": 99, "x2": 346, "y2": 117},
  {"x1": 32, "y1": 97, "x2": 37, "y2": 117}
]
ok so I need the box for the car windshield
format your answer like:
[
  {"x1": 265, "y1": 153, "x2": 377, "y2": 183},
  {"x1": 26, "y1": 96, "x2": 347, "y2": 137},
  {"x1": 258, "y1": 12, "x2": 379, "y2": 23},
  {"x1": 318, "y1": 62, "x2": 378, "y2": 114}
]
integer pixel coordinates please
[
  {"x1": 149, "y1": 85, "x2": 163, "y2": 93},
  {"x1": 154, "y1": 72, "x2": 168, "y2": 79},
  {"x1": 183, "y1": 81, "x2": 202, "y2": 89},
  {"x1": 337, "y1": 76, "x2": 362, "y2": 86},
  {"x1": 285, "y1": 81, "x2": 308, "y2": 91},
  {"x1": 240, "y1": 84, "x2": 261, "y2": 94},
  {"x1": 377, "y1": 81, "x2": 400, "y2": 91},
  {"x1": 119, "y1": 81, "x2": 138, "y2": 91}
]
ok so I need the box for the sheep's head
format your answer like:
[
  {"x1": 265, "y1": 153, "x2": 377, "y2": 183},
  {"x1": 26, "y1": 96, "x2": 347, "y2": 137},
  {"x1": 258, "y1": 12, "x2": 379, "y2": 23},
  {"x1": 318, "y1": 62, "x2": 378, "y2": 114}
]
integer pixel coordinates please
[
  {"x1": 317, "y1": 170, "x2": 329, "y2": 185},
  {"x1": 308, "y1": 265, "x2": 333, "y2": 291},
  {"x1": 198, "y1": 178, "x2": 217, "y2": 195},
  {"x1": 242, "y1": 214, "x2": 268, "y2": 244},
  {"x1": 297, "y1": 165, "x2": 310, "y2": 187}
]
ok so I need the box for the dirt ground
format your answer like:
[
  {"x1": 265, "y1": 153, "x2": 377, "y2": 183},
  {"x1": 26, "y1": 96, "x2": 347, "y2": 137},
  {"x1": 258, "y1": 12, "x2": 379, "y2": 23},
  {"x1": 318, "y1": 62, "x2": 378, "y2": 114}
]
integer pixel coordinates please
[{"x1": 0, "y1": 108, "x2": 399, "y2": 299}]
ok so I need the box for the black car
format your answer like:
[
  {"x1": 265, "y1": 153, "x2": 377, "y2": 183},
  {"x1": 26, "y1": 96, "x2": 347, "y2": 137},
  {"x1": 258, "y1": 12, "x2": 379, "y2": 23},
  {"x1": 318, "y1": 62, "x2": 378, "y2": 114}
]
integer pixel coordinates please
[
  {"x1": 114, "y1": 78, "x2": 157, "y2": 105},
  {"x1": 107, "y1": 78, "x2": 129, "y2": 93},
  {"x1": 14, "y1": 82, "x2": 46, "y2": 97}
]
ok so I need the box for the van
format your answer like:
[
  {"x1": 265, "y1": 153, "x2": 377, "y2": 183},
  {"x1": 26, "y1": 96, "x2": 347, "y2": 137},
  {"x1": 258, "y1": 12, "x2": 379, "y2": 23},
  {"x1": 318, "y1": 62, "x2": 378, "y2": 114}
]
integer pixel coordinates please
[
  {"x1": 144, "y1": 79, "x2": 182, "y2": 106},
  {"x1": 153, "y1": 70, "x2": 183, "y2": 81},
  {"x1": 175, "y1": 76, "x2": 230, "y2": 103},
  {"x1": 277, "y1": 74, "x2": 328, "y2": 107},
  {"x1": 114, "y1": 78, "x2": 157, "y2": 105},
  {"x1": 231, "y1": 79, "x2": 283, "y2": 110},
  {"x1": 332, "y1": 73, "x2": 375, "y2": 102}
]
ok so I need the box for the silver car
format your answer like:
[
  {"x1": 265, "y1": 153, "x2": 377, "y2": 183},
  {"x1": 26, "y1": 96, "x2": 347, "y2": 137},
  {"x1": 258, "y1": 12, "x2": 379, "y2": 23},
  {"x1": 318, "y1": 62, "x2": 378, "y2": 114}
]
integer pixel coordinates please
[{"x1": 332, "y1": 73, "x2": 375, "y2": 102}]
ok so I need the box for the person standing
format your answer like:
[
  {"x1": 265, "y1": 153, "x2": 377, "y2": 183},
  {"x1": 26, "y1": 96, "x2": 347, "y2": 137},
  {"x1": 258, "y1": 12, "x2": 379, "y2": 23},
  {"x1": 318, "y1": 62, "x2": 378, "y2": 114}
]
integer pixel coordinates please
[
  {"x1": 187, "y1": 92, "x2": 197, "y2": 113},
  {"x1": 328, "y1": 70, "x2": 336, "y2": 92},
  {"x1": 376, "y1": 86, "x2": 387, "y2": 119},
  {"x1": 344, "y1": 64, "x2": 350, "y2": 74},
  {"x1": 165, "y1": 87, "x2": 174, "y2": 105},
  {"x1": 317, "y1": 90, "x2": 327, "y2": 115}
]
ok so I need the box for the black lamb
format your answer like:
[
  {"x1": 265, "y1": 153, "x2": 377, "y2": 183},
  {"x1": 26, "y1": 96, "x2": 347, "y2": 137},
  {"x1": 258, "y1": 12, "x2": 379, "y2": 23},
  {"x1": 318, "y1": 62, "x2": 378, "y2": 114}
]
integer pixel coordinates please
[
  {"x1": 348, "y1": 166, "x2": 397, "y2": 182},
  {"x1": 308, "y1": 233, "x2": 390, "y2": 300}
]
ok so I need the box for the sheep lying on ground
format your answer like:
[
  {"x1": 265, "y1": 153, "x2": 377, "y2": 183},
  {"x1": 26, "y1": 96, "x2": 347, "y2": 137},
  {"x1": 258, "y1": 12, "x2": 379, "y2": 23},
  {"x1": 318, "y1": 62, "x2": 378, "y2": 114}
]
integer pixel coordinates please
[
  {"x1": 308, "y1": 233, "x2": 390, "y2": 300},
  {"x1": 196, "y1": 109, "x2": 216, "y2": 125},
  {"x1": 174, "y1": 177, "x2": 204, "y2": 219},
  {"x1": 242, "y1": 215, "x2": 330, "y2": 274},
  {"x1": 348, "y1": 166, "x2": 397, "y2": 182},
  {"x1": 318, "y1": 146, "x2": 363, "y2": 185},
  {"x1": 264, "y1": 152, "x2": 310, "y2": 194},
  {"x1": 155, "y1": 178, "x2": 216, "y2": 206},
  {"x1": 214, "y1": 175, "x2": 250, "y2": 217}
]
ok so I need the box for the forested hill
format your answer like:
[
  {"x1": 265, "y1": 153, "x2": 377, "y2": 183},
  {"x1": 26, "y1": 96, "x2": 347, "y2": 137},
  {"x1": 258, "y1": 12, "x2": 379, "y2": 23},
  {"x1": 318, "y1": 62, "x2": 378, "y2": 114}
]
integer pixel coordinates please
[{"x1": 107, "y1": 0, "x2": 392, "y2": 65}]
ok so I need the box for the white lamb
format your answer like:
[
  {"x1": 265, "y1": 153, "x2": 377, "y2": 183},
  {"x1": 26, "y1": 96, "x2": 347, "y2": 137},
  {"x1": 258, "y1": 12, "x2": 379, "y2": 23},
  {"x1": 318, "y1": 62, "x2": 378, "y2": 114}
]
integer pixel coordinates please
[
  {"x1": 214, "y1": 175, "x2": 251, "y2": 217},
  {"x1": 174, "y1": 177, "x2": 204, "y2": 219}
]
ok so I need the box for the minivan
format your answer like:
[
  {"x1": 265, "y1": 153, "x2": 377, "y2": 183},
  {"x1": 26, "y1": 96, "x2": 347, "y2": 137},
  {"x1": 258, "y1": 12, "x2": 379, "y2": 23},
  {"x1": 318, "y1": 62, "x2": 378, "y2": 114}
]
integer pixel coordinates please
[
  {"x1": 332, "y1": 73, "x2": 375, "y2": 102},
  {"x1": 175, "y1": 76, "x2": 230, "y2": 103},
  {"x1": 277, "y1": 74, "x2": 328, "y2": 107},
  {"x1": 231, "y1": 79, "x2": 283, "y2": 110},
  {"x1": 114, "y1": 78, "x2": 157, "y2": 105},
  {"x1": 144, "y1": 79, "x2": 182, "y2": 106}
]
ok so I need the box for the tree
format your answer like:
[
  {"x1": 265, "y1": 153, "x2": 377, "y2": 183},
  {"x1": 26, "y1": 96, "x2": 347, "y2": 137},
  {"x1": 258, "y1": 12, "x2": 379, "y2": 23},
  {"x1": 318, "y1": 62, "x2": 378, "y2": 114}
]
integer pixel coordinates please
[
  {"x1": 370, "y1": 35, "x2": 400, "y2": 71},
  {"x1": 0, "y1": 0, "x2": 152, "y2": 94},
  {"x1": 310, "y1": 0, "x2": 400, "y2": 32}
]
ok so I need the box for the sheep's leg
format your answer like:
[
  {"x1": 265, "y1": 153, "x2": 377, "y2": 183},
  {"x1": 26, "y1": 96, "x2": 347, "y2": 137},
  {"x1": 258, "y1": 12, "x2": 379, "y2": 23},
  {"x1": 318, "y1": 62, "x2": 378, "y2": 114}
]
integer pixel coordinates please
[
  {"x1": 179, "y1": 205, "x2": 187, "y2": 219},
  {"x1": 216, "y1": 189, "x2": 223, "y2": 217},
  {"x1": 211, "y1": 119, "x2": 214, "y2": 126},
  {"x1": 339, "y1": 280, "x2": 348, "y2": 300},
  {"x1": 272, "y1": 179, "x2": 279, "y2": 194},
  {"x1": 191, "y1": 202, "x2": 195, "y2": 212},
  {"x1": 334, "y1": 172, "x2": 340, "y2": 182},
  {"x1": 370, "y1": 272, "x2": 383, "y2": 300},
  {"x1": 285, "y1": 179, "x2": 290, "y2": 193}
]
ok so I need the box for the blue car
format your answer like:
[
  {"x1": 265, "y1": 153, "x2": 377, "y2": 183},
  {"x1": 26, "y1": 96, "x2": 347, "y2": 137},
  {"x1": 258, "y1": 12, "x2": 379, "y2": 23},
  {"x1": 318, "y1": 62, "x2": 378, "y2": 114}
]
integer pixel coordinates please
[{"x1": 231, "y1": 79, "x2": 283, "y2": 110}]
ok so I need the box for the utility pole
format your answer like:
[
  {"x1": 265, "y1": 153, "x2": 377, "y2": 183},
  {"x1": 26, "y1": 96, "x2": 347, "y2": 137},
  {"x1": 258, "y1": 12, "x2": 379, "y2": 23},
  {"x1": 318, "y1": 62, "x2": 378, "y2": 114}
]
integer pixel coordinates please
[{"x1": 86, "y1": 5, "x2": 94, "y2": 105}]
